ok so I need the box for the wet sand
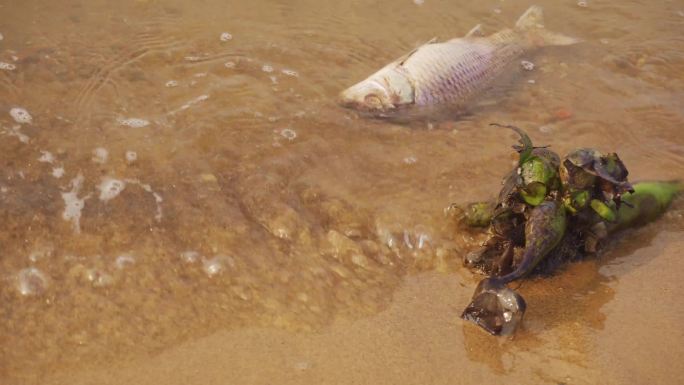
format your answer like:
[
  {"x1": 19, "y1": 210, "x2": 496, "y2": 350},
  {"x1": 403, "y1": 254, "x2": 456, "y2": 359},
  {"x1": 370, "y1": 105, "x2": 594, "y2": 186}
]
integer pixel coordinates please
[
  {"x1": 1, "y1": 0, "x2": 684, "y2": 384},
  {"x1": 44, "y1": 226, "x2": 684, "y2": 385}
]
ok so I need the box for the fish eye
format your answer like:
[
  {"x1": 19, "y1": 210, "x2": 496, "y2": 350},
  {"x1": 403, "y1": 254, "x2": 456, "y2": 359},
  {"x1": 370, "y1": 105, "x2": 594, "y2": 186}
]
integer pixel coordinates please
[{"x1": 364, "y1": 94, "x2": 382, "y2": 109}]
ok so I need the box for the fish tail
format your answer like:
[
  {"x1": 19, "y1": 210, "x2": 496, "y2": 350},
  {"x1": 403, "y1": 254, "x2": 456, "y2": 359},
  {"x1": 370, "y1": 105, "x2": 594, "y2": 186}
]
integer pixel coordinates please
[{"x1": 515, "y1": 5, "x2": 580, "y2": 47}]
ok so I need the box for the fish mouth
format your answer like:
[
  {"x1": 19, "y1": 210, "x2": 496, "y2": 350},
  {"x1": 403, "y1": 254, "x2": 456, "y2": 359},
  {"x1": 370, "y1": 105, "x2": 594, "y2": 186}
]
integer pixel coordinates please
[{"x1": 337, "y1": 94, "x2": 395, "y2": 115}]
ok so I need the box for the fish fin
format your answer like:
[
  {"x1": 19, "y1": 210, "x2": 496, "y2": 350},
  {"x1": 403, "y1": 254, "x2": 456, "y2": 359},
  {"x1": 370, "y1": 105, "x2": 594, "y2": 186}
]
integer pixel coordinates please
[
  {"x1": 465, "y1": 24, "x2": 484, "y2": 38},
  {"x1": 397, "y1": 37, "x2": 438, "y2": 65},
  {"x1": 515, "y1": 5, "x2": 580, "y2": 46}
]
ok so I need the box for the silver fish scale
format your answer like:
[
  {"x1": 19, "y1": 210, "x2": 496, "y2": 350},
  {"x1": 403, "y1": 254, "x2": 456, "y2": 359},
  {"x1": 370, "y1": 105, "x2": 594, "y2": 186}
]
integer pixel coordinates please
[{"x1": 401, "y1": 33, "x2": 525, "y2": 107}]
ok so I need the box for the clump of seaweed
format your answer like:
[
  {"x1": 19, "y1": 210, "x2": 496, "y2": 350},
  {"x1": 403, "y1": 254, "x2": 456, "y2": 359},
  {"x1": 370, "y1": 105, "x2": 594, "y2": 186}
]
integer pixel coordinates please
[{"x1": 455, "y1": 124, "x2": 682, "y2": 336}]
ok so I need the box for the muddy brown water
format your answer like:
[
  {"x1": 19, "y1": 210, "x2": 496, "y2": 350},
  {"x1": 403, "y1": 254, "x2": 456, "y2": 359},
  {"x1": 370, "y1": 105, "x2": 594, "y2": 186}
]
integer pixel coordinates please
[{"x1": 1, "y1": 0, "x2": 684, "y2": 384}]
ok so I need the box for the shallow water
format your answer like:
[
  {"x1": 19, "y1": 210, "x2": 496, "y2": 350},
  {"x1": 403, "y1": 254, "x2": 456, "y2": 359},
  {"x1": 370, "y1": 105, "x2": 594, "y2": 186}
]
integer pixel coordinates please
[{"x1": 1, "y1": 0, "x2": 684, "y2": 384}]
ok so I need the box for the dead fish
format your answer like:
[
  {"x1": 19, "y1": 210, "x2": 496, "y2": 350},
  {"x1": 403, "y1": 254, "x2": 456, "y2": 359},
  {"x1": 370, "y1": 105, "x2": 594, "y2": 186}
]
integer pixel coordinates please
[{"x1": 339, "y1": 6, "x2": 578, "y2": 117}]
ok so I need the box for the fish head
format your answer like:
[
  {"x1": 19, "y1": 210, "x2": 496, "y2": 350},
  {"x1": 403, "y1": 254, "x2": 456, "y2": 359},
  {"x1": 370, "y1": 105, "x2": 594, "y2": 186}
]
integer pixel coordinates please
[
  {"x1": 339, "y1": 79, "x2": 396, "y2": 112},
  {"x1": 339, "y1": 67, "x2": 414, "y2": 114}
]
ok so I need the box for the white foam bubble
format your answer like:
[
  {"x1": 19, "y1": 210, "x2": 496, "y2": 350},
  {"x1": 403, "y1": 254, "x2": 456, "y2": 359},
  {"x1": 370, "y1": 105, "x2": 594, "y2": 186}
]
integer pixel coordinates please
[
  {"x1": 180, "y1": 250, "x2": 200, "y2": 263},
  {"x1": 520, "y1": 60, "x2": 535, "y2": 71},
  {"x1": 118, "y1": 117, "x2": 149, "y2": 128},
  {"x1": 92, "y1": 147, "x2": 108, "y2": 164},
  {"x1": 167, "y1": 94, "x2": 209, "y2": 115},
  {"x1": 0, "y1": 62, "x2": 16, "y2": 71},
  {"x1": 224, "y1": 61, "x2": 236, "y2": 69},
  {"x1": 165, "y1": 80, "x2": 179, "y2": 87},
  {"x1": 0, "y1": 32, "x2": 3, "y2": 41},
  {"x1": 202, "y1": 255, "x2": 235, "y2": 277},
  {"x1": 403, "y1": 156, "x2": 417, "y2": 165},
  {"x1": 38, "y1": 150, "x2": 55, "y2": 164},
  {"x1": 220, "y1": 32, "x2": 233, "y2": 41},
  {"x1": 97, "y1": 177, "x2": 126, "y2": 201},
  {"x1": 28, "y1": 247, "x2": 53, "y2": 262},
  {"x1": 125, "y1": 150, "x2": 137, "y2": 163},
  {"x1": 52, "y1": 167, "x2": 65, "y2": 178},
  {"x1": 203, "y1": 257, "x2": 224, "y2": 276},
  {"x1": 413, "y1": 0, "x2": 424, "y2": 5},
  {"x1": 280, "y1": 128, "x2": 297, "y2": 141},
  {"x1": 281, "y1": 69, "x2": 299, "y2": 77},
  {"x1": 85, "y1": 268, "x2": 114, "y2": 287},
  {"x1": 115, "y1": 254, "x2": 136, "y2": 269},
  {"x1": 10, "y1": 107, "x2": 32, "y2": 124},
  {"x1": 16, "y1": 268, "x2": 49, "y2": 296},
  {"x1": 194, "y1": 72, "x2": 207, "y2": 78},
  {"x1": 62, "y1": 173, "x2": 88, "y2": 233},
  {"x1": 3, "y1": 125, "x2": 29, "y2": 143},
  {"x1": 262, "y1": 64, "x2": 274, "y2": 73},
  {"x1": 577, "y1": 1, "x2": 588, "y2": 7}
]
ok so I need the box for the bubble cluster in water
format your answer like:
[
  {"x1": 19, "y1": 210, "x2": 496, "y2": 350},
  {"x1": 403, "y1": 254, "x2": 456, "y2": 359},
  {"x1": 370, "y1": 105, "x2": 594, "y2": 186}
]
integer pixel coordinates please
[
  {"x1": 3, "y1": 125, "x2": 30, "y2": 143},
  {"x1": 202, "y1": 255, "x2": 235, "y2": 277},
  {"x1": 125, "y1": 150, "x2": 137, "y2": 163},
  {"x1": 0, "y1": 61, "x2": 16, "y2": 71},
  {"x1": 165, "y1": 80, "x2": 179, "y2": 87},
  {"x1": 403, "y1": 156, "x2": 417, "y2": 165},
  {"x1": 10, "y1": 107, "x2": 32, "y2": 124},
  {"x1": 92, "y1": 147, "x2": 109, "y2": 164},
  {"x1": 16, "y1": 268, "x2": 49, "y2": 296},
  {"x1": 521, "y1": 60, "x2": 535, "y2": 71},
  {"x1": 180, "y1": 250, "x2": 201, "y2": 263},
  {"x1": 52, "y1": 167, "x2": 65, "y2": 178},
  {"x1": 280, "y1": 128, "x2": 297, "y2": 140},
  {"x1": 224, "y1": 61, "x2": 236, "y2": 69},
  {"x1": 118, "y1": 118, "x2": 149, "y2": 128},
  {"x1": 281, "y1": 68, "x2": 299, "y2": 77},
  {"x1": 97, "y1": 177, "x2": 126, "y2": 201},
  {"x1": 168, "y1": 94, "x2": 209, "y2": 115},
  {"x1": 37, "y1": 151, "x2": 54, "y2": 164},
  {"x1": 62, "y1": 174, "x2": 88, "y2": 233},
  {"x1": 29, "y1": 247, "x2": 53, "y2": 262},
  {"x1": 200, "y1": 257, "x2": 219, "y2": 276},
  {"x1": 219, "y1": 32, "x2": 233, "y2": 41},
  {"x1": 115, "y1": 254, "x2": 136, "y2": 269},
  {"x1": 85, "y1": 268, "x2": 114, "y2": 287},
  {"x1": 262, "y1": 64, "x2": 274, "y2": 73}
]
